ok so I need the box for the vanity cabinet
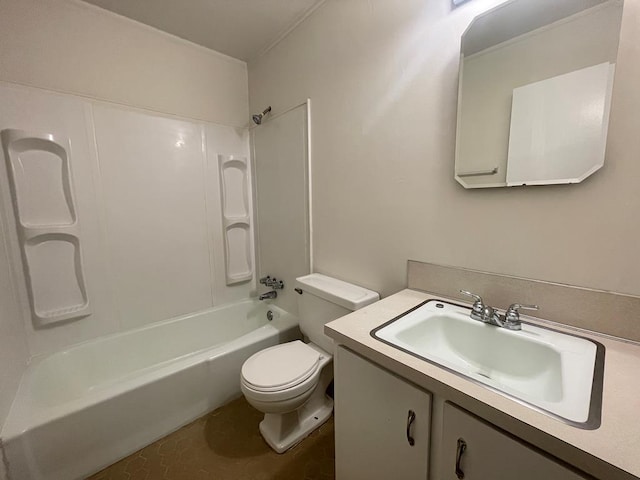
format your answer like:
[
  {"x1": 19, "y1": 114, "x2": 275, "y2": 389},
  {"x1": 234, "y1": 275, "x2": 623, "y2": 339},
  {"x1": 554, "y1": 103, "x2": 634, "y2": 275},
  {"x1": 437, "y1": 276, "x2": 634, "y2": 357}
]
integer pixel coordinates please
[
  {"x1": 334, "y1": 346, "x2": 431, "y2": 480},
  {"x1": 334, "y1": 346, "x2": 592, "y2": 480},
  {"x1": 441, "y1": 403, "x2": 590, "y2": 480}
]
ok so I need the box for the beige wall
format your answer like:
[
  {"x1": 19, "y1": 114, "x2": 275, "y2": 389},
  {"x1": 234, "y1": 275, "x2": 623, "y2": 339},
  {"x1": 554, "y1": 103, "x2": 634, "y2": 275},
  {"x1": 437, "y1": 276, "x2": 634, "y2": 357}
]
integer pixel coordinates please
[
  {"x1": 0, "y1": 0, "x2": 249, "y2": 126},
  {"x1": 248, "y1": 0, "x2": 640, "y2": 302}
]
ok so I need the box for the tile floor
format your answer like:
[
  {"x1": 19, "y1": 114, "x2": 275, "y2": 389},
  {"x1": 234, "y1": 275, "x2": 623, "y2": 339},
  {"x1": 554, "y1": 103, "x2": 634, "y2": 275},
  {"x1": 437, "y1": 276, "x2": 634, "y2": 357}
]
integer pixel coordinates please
[{"x1": 87, "y1": 396, "x2": 335, "y2": 480}]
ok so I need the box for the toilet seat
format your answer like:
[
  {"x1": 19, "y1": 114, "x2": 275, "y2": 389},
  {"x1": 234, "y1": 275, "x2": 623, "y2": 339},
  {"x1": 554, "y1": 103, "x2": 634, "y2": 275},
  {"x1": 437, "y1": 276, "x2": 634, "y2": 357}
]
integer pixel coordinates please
[
  {"x1": 241, "y1": 341, "x2": 324, "y2": 402},
  {"x1": 242, "y1": 341, "x2": 321, "y2": 391}
]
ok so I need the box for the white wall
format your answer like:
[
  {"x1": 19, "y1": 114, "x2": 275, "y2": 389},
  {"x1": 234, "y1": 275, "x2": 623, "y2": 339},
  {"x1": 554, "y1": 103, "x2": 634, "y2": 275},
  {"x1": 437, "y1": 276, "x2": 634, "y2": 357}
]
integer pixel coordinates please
[
  {"x1": 0, "y1": 0, "x2": 249, "y2": 126},
  {"x1": 248, "y1": 0, "x2": 640, "y2": 303}
]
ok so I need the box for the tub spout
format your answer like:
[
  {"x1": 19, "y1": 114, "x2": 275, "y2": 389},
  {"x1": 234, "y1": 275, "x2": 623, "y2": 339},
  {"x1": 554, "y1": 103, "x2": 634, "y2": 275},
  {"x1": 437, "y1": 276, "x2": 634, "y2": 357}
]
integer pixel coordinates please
[{"x1": 259, "y1": 291, "x2": 277, "y2": 300}]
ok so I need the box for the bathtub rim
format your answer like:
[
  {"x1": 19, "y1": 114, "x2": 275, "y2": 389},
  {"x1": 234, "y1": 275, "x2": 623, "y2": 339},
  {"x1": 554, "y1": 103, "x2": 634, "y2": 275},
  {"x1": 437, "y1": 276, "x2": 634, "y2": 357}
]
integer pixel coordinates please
[
  {"x1": 1, "y1": 300, "x2": 298, "y2": 441},
  {"x1": 28, "y1": 298, "x2": 283, "y2": 365}
]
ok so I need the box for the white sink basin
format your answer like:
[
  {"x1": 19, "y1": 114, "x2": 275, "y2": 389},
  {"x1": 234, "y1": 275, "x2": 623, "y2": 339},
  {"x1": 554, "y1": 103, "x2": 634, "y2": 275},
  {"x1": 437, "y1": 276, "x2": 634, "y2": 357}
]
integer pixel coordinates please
[{"x1": 372, "y1": 300, "x2": 604, "y2": 428}]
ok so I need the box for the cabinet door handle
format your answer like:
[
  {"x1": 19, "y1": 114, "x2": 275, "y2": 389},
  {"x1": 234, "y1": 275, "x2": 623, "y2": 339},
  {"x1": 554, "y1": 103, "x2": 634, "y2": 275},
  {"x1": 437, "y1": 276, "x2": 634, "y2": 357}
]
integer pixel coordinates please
[
  {"x1": 406, "y1": 410, "x2": 416, "y2": 446},
  {"x1": 455, "y1": 438, "x2": 467, "y2": 479}
]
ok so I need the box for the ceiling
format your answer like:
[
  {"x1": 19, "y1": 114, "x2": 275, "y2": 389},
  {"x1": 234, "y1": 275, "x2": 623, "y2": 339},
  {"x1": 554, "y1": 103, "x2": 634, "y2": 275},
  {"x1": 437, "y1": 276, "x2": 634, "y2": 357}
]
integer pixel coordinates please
[{"x1": 81, "y1": 0, "x2": 326, "y2": 61}]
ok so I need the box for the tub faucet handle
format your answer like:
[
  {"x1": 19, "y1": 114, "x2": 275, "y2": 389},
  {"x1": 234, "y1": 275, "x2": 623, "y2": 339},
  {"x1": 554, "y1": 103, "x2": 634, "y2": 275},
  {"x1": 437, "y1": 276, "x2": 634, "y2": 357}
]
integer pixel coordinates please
[
  {"x1": 261, "y1": 276, "x2": 284, "y2": 289},
  {"x1": 270, "y1": 279, "x2": 284, "y2": 289}
]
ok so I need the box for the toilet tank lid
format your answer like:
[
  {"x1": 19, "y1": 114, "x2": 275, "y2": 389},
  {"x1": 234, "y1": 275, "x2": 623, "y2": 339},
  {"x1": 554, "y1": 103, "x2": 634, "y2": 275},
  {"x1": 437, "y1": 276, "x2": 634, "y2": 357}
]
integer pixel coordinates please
[{"x1": 295, "y1": 273, "x2": 379, "y2": 311}]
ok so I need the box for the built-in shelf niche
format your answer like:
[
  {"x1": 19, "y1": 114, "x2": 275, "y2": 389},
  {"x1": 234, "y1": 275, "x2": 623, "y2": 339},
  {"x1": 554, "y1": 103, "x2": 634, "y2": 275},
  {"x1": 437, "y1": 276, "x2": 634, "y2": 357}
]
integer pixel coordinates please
[
  {"x1": 218, "y1": 154, "x2": 252, "y2": 285},
  {"x1": 1, "y1": 129, "x2": 90, "y2": 326}
]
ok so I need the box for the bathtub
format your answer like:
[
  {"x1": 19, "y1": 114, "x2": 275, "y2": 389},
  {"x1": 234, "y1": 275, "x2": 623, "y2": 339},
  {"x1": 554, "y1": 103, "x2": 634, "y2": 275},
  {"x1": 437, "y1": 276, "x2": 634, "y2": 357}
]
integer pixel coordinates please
[{"x1": 1, "y1": 300, "x2": 300, "y2": 480}]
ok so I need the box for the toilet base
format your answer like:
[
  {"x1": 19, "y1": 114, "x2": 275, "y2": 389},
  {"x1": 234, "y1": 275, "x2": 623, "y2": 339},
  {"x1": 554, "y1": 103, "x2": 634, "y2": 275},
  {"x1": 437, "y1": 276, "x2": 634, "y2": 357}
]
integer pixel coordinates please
[{"x1": 259, "y1": 363, "x2": 334, "y2": 453}]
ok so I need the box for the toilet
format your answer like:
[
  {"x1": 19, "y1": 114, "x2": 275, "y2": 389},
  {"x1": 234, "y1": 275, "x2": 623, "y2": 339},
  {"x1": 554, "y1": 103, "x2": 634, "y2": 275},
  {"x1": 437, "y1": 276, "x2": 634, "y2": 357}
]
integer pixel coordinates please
[{"x1": 241, "y1": 273, "x2": 379, "y2": 453}]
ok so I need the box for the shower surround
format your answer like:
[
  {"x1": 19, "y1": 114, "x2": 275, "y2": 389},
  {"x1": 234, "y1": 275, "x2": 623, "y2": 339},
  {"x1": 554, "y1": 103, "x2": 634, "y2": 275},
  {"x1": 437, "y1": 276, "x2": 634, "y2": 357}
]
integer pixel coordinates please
[{"x1": 0, "y1": 82, "x2": 269, "y2": 479}]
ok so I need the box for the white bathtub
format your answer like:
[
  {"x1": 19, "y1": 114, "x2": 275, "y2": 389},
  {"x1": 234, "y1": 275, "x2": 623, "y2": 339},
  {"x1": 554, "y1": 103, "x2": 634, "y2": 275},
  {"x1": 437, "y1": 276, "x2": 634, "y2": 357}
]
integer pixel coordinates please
[{"x1": 1, "y1": 300, "x2": 300, "y2": 480}]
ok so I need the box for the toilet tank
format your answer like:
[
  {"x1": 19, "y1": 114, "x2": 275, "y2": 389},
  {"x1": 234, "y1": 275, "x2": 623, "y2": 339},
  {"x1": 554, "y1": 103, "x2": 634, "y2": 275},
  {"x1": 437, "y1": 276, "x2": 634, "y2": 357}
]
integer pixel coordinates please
[{"x1": 295, "y1": 274, "x2": 379, "y2": 353}]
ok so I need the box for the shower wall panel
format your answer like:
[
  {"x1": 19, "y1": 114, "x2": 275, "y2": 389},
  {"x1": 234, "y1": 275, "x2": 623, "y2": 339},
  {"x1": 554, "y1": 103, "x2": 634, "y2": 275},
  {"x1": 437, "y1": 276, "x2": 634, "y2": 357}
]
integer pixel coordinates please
[
  {"x1": 0, "y1": 82, "x2": 252, "y2": 356},
  {"x1": 252, "y1": 104, "x2": 310, "y2": 315},
  {"x1": 0, "y1": 83, "x2": 117, "y2": 356},
  {"x1": 1, "y1": 130, "x2": 91, "y2": 326},
  {"x1": 219, "y1": 155, "x2": 253, "y2": 285},
  {"x1": 205, "y1": 124, "x2": 253, "y2": 306},
  {"x1": 92, "y1": 106, "x2": 213, "y2": 330}
]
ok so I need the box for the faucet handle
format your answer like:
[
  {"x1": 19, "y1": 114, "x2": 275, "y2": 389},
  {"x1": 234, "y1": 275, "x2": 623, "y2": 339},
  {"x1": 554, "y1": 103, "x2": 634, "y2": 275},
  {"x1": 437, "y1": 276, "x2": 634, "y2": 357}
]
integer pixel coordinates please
[
  {"x1": 270, "y1": 279, "x2": 284, "y2": 290},
  {"x1": 459, "y1": 290, "x2": 485, "y2": 321},
  {"x1": 459, "y1": 290, "x2": 483, "y2": 302},
  {"x1": 506, "y1": 303, "x2": 538, "y2": 313},
  {"x1": 259, "y1": 275, "x2": 272, "y2": 285},
  {"x1": 504, "y1": 303, "x2": 539, "y2": 329}
]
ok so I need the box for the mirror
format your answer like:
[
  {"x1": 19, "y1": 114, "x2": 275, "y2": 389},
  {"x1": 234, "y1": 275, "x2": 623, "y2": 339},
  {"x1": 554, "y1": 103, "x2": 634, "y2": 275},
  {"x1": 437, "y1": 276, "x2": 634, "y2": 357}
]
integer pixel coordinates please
[{"x1": 455, "y1": 0, "x2": 624, "y2": 189}]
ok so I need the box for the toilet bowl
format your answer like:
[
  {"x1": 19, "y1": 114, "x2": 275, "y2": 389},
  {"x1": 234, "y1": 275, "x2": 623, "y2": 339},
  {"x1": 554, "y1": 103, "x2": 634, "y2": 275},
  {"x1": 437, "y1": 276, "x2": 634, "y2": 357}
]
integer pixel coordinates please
[
  {"x1": 241, "y1": 341, "x2": 334, "y2": 452},
  {"x1": 241, "y1": 341, "x2": 329, "y2": 412},
  {"x1": 240, "y1": 273, "x2": 379, "y2": 453}
]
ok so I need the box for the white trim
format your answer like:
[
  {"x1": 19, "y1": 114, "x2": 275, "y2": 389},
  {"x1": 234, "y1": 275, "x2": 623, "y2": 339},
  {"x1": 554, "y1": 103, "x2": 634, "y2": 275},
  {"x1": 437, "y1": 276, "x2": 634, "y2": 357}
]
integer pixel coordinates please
[
  {"x1": 306, "y1": 99, "x2": 314, "y2": 273},
  {"x1": 65, "y1": 0, "x2": 247, "y2": 66},
  {"x1": 249, "y1": 131, "x2": 261, "y2": 286}
]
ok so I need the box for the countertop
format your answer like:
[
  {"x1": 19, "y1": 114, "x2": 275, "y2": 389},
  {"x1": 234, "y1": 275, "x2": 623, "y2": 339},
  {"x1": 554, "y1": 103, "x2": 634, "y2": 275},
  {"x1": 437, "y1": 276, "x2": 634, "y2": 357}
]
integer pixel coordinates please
[{"x1": 325, "y1": 289, "x2": 640, "y2": 480}]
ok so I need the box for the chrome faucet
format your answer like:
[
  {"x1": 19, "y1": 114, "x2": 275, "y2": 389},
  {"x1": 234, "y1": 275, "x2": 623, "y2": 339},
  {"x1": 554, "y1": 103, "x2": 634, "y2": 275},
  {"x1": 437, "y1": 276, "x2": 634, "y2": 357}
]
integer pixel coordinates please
[
  {"x1": 259, "y1": 290, "x2": 277, "y2": 300},
  {"x1": 258, "y1": 275, "x2": 284, "y2": 301},
  {"x1": 259, "y1": 276, "x2": 284, "y2": 290},
  {"x1": 459, "y1": 290, "x2": 538, "y2": 331},
  {"x1": 500, "y1": 303, "x2": 539, "y2": 330}
]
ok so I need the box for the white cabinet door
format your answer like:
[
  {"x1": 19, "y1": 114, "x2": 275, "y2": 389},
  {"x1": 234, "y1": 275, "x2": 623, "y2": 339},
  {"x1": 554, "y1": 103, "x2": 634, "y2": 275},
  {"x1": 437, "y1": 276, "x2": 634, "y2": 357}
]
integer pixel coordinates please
[
  {"x1": 335, "y1": 346, "x2": 431, "y2": 480},
  {"x1": 441, "y1": 403, "x2": 589, "y2": 480}
]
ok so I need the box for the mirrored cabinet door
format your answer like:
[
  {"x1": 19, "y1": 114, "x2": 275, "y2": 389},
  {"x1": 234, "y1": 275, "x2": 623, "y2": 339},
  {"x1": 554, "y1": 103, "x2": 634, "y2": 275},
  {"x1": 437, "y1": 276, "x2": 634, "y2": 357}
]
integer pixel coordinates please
[{"x1": 455, "y1": 0, "x2": 624, "y2": 189}]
